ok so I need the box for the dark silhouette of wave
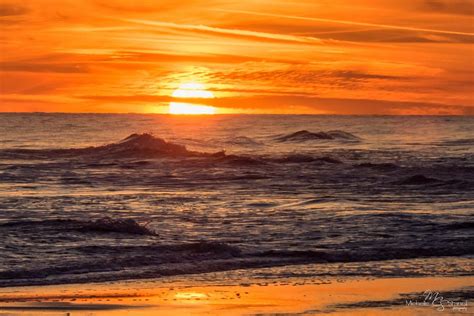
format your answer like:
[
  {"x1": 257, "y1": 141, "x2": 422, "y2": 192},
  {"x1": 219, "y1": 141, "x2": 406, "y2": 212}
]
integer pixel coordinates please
[
  {"x1": 0, "y1": 217, "x2": 157, "y2": 236},
  {"x1": 442, "y1": 138, "x2": 474, "y2": 146},
  {"x1": 271, "y1": 154, "x2": 342, "y2": 164},
  {"x1": 214, "y1": 154, "x2": 265, "y2": 166},
  {"x1": 393, "y1": 174, "x2": 473, "y2": 190},
  {"x1": 0, "y1": 133, "x2": 220, "y2": 159},
  {"x1": 275, "y1": 130, "x2": 361, "y2": 142},
  {"x1": 396, "y1": 174, "x2": 440, "y2": 185},
  {"x1": 223, "y1": 136, "x2": 263, "y2": 146},
  {"x1": 0, "y1": 133, "x2": 346, "y2": 166},
  {"x1": 0, "y1": 236, "x2": 471, "y2": 287},
  {"x1": 442, "y1": 222, "x2": 474, "y2": 230},
  {"x1": 355, "y1": 162, "x2": 399, "y2": 170}
]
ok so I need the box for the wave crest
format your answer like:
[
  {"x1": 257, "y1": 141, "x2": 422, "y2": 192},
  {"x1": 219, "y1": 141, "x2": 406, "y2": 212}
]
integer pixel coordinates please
[{"x1": 0, "y1": 133, "x2": 221, "y2": 160}]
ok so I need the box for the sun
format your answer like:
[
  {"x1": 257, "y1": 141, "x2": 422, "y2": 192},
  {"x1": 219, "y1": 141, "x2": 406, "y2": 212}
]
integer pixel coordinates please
[{"x1": 169, "y1": 83, "x2": 216, "y2": 115}]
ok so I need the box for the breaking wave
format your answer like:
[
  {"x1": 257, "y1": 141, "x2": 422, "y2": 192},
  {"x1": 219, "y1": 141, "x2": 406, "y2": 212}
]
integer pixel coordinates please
[
  {"x1": 0, "y1": 133, "x2": 347, "y2": 165},
  {"x1": 0, "y1": 237, "x2": 472, "y2": 287},
  {"x1": 0, "y1": 133, "x2": 220, "y2": 160},
  {"x1": 0, "y1": 210, "x2": 473, "y2": 287}
]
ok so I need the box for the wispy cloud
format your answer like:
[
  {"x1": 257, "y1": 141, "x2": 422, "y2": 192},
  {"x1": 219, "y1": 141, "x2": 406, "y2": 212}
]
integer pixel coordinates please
[
  {"x1": 215, "y1": 9, "x2": 474, "y2": 36},
  {"x1": 0, "y1": 61, "x2": 88, "y2": 73},
  {"x1": 0, "y1": 3, "x2": 29, "y2": 17},
  {"x1": 76, "y1": 93, "x2": 472, "y2": 115},
  {"x1": 421, "y1": 0, "x2": 473, "y2": 16},
  {"x1": 122, "y1": 18, "x2": 324, "y2": 44}
]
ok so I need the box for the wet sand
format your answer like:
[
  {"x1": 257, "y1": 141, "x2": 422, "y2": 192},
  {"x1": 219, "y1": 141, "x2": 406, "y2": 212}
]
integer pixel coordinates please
[{"x1": 0, "y1": 276, "x2": 471, "y2": 315}]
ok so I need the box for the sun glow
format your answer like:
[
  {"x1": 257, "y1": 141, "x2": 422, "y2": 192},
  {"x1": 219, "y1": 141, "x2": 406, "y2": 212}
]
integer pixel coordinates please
[{"x1": 169, "y1": 83, "x2": 216, "y2": 114}]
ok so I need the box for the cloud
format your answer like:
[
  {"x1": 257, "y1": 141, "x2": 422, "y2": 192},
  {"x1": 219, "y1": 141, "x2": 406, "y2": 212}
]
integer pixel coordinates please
[
  {"x1": 330, "y1": 70, "x2": 403, "y2": 80},
  {"x1": 79, "y1": 94, "x2": 172, "y2": 103},
  {"x1": 92, "y1": 0, "x2": 197, "y2": 13},
  {"x1": 0, "y1": 61, "x2": 88, "y2": 73},
  {"x1": 209, "y1": 95, "x2": 472, "y2": 115},
  {"x1": 207, "y1": 68, "x2": 405, "y2": 89},
  {"x1": 105, "y1": 50, "x2": 302, "y2": 65},
  {"x1": 421, "y1": 0, "x2": 473, "y2": 16},
  {"x1": 308, "y1": 29, "x2": 474, "y2": 43},
  {"x1": 219, "y1": 20, "x2": 474, "y2": 43},
  {"x1": 216, "y1": 9, "x2": 474, "y2": 36},
  {"x1": 0, "y1": 3, "x2": 28, "y2": 16},
  {"x1": 122, "y1": 18, "x2": 323, "y2": 44},
  {"x1": 75, "y1": 93, "x2": 472, "y2": 115}
]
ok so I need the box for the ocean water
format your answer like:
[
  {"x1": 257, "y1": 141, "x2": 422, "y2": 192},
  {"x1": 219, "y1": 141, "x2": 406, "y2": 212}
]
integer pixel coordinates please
[{"x1": 0, "y1": 113, "x2": 473, "y2": 287}]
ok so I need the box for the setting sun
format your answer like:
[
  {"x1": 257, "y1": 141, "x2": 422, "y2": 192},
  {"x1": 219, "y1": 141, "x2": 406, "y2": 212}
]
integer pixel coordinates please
[{"x1": 169, "y1": 83, "x2": 216, "y2": 115}]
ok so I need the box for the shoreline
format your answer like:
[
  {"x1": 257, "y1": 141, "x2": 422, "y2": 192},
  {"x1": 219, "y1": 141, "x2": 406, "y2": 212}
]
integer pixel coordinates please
[
  {"x1": 1, "y1": 256, "x2": 472, "y2": 289},
  {"x1": 0, "y1": 275, "x2": 471, "y2": 315}
]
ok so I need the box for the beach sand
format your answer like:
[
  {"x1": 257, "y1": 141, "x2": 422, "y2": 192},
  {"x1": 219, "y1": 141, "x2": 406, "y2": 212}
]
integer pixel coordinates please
[{"x1": 0, "y1": 275, "x2": 471, "y2": 315}]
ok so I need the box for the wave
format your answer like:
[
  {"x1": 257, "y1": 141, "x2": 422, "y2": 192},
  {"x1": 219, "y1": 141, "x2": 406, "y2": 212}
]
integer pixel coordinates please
[
  {"x1": 441, "y1": 138, "x2": 474, "y2": 146},
  {"x1": 396, "y1": 174, "x2": 440, "y2": 185},
  {"x1": 79, "y1": 217, "x2": 157, "y2": 236},
  {"x1": 222, "y1": 136, "x2": 263, "y2": 146},
  {"x1": 0, "y1": 132, "x2": 353, "y2": 165},
  {"x1": 394, "y1": 174, "x2": 472, "y2": 189},
  {"x1": 74, "y1": 241, "x2": 242, "y2": 257},
  {"x1": 213, "y1": 154, "x2": 265, "y2": 166},
  {"x1": 71, "y1": 133, "x2": 210, "y2": 158},
  {"x1": 0, "y1": 133, "x2": 221, "y2": 160},
  {"x1": 442, "y1": 222, "x2": 474, "y2": 230},
  {"x1": 271, "y1": 154, "x2": 342, "y2": 164},
  {"x1": 1, "y1": 238, "x2": 472, "y2": 287},
  {"x1": 0, "y1": 240, "x2": 243, "y2": 287},
  {"x1": 209, "y1": 153, "x2": 343, "y2": 165},
  {"x1": 252, "y1": 247, "x2": 472, "y2": 263},
  {"x1": 355, "y1": 162, "x2": 399, "y2": 170},
  {"x1": 1, "y1": 213, "x2": 472, "y2": 287},
  {"x1": 0, "y1": 217, "x2": 157, "y2": 236},
  {"x1": 275, "y1": 130, "x2": 361, "y2": 142}
]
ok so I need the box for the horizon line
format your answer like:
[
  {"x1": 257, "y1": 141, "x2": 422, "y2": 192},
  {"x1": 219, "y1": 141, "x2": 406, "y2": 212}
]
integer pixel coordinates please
[{"x1": 0, "y1": 111, "x2": 471, "y2": 117}]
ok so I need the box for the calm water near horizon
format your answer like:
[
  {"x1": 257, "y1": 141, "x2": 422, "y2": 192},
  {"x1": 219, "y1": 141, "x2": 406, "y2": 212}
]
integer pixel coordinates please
[{"x1": 0, "y1": 113, "x2": 473, "y2": 286}]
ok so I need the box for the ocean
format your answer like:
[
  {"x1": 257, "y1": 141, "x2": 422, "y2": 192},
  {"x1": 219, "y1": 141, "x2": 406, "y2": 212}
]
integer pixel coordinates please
[{"x1": 0, "y1": 113, "x2": 473, "y2": 287}]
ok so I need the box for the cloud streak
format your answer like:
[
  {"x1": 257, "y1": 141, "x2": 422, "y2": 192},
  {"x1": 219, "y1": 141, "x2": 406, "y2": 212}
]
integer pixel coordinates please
[
  {"x1": 0, "y1": 3, "x2": 29, "y2": 16},
  {"x1": 122, "y1": 18, "x2": 324, "y2": 44},
  {"x1": 421, "y1": 0, "x2": 473, "y2": 16},
  {"x1": 77, "y1": 93, "x2": 472, "y2": 115},
  {"x1": 0, "y1": 61, "x2": 88, "y2": 73},
  {"x1": 215, "y1": 9, "x2": 474, "y2": 36}
]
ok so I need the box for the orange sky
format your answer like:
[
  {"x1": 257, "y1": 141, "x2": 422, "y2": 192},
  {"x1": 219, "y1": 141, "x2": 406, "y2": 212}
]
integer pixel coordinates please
[{"x1": 0, "y1": 0, "x2": 473, "y2": 114}]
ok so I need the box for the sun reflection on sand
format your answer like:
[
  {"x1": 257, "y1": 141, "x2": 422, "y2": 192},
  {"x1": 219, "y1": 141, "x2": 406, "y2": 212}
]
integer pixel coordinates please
[{"x1": 0, "y1": 276, "x2": 472, "y2": 315}]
